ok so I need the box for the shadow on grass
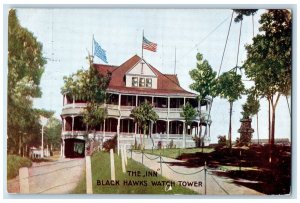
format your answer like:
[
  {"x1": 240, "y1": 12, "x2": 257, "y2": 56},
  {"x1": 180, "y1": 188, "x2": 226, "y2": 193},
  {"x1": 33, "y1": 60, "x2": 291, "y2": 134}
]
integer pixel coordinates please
[{"x1": 163, "y1": 145, "x2": 291, "y2": 195}]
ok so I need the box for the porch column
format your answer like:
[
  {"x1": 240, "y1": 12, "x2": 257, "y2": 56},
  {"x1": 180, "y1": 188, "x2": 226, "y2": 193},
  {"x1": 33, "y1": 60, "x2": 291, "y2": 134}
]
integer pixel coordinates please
[
  {"x1": 167, "y1": 120, "x2": 170, "y2": 141},
  {"x1": 184, "y1": 97, "x2": 186, "y2": 106},
  {"x1": 167, "y1": 97, "x2": 170, "y2": 117},
  {"x1": 63, "y1": 117, "x2": 66, "y2": 131},
  {"x1": 118, "y1": 94, "x2": 121, "y2": 110},
  {"x1": 152, "y1": 96, "x2": 154, "y2": 106},
  {"x1": 134, "y1": 122, "x2": 137, "y2": 134},
  {"x1": 117, "y1": 117, "x2": 120, "y2": 155},
  {"x1": 136, "y1": 95, "x2": 138, "y2": 106},
  {"x1": 72, "y1": 96, "x2": 75, "y2": 108},
  {"x1": 71, "y1": 116, "x2": 74, "y2": 136},
  {"x1": 183, "y1": 121, "x2": 186, "y2": 148},
  {"x1": 103, "y1": 119, "x2": 106, "y2": 141}
]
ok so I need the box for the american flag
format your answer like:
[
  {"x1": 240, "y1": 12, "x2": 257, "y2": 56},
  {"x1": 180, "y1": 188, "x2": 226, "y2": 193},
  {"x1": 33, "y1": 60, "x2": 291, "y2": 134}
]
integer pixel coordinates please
[
  {"x1": 94, "y1": 39, "x2": 108, "y2": 63},
  {"x1": 143, "y1": 36, "x2": 157, "y2": 52}
]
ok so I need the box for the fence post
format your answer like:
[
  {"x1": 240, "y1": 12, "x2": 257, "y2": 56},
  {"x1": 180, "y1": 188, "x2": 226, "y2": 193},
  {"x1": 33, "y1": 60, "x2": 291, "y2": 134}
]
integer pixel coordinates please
[
  {"x1": 204, "y1": 161, "x2": 207, "y2": 195},
  {"x1": 110, "y1": 149, "x2": 116, "y2": 181},
  {"x1": 124, "y1": 146, "x2": 128, "y2": 166},
  {"x1": 19, "y1": 167, "x2": 29, "y2": 193},
  {"x1": 121, "y1": 146, "x2": 126, "y2": 173},
  {"x1": 160, "y1": 154, "x2": 162, "y2": 176},
  {"x1": 85, "y1": 156, "x2": 93, "y2": 194}
]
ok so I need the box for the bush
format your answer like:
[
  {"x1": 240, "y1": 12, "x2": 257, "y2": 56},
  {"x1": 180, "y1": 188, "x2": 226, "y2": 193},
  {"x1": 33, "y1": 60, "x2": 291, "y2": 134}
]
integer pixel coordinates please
[
  {"x1": 167, "y1": 139, "x2": 174, "y2": 148},
  {"x1": 131, "y1": 138, "x2": 141, "y2": 150},
  {"x1": 218, "y1": 135, "x2": 227, "y2": 146},
  {"x1": 102, "y1": 135, "x2": 117, "y2": 152},
  {"x1": 193, "y1": 136, "x2": 201, "y2": 148},
  {"x1": 7, "y1": 155, "x2": 32, "y2": 179},
  {"x1": 157, "y1": 141, "x2": 162, "y2": 149}
]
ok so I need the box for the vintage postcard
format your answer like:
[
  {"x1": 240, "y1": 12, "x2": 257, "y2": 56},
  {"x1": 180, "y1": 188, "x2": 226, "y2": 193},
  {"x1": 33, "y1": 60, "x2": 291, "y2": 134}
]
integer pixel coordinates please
[{"x1": 5, "y1": 7, "x2": 293, "y2": 196}]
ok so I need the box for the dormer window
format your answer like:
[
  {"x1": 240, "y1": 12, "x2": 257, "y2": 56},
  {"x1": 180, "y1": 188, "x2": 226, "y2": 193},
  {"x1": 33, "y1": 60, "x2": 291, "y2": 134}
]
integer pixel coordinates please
[
  {"x1": 132, "y1": 77, "x2": 138, "y2": 87},
  {"x1": 139, "y1": 78, "x2": 145, "y2": 87},
  {"x1": 146, "y1": 78, "x2": 152, "y2": 88}
]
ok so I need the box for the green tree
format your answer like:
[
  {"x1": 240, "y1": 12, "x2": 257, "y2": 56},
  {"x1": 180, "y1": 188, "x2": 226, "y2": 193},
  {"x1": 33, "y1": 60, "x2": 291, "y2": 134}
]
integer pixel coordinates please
[
  {"x1": 243, "y1": 10, "x2": 291, "y2": 148},
  {"x1": 241, "y1": 88, "x2": 260, "y2": 118},
  {"x1": 189, "y1": 53, "x2": 217, "y2": 142},
  {"x1": 45, "y1": 117, "x2": 62, "y2": 151},
  {"x1": 180, "y1": 102, "x2": 200, "y2": 147},
  {"x1": 8, "y1": 9, "x2": 46, "y2": 155},
  {"x1": 61, "y1": 56, "x2": 111, "y2": 140},
  {"x1": 217, "y1": 135, "x2": 227, "y2": 146},
  {"x1": 180, "y1": 102, "x2": 197, "y2": 148},
  {"x1": 216, "y1": 71, "x2": 245, "y2": 149},
  {"x1": 233, "y1": 9, "x2": 258, "y2": 22},
  {"x1": 130, "y1": 102, "x2": 159, "y2": 149},
  {"x1": 236, "y1": 89, "x2": 259, "y2": 146}
]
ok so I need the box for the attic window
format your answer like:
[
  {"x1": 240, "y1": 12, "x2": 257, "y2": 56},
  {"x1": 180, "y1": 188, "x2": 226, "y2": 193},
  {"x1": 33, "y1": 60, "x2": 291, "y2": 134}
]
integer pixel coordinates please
[
  {"x1": 146, "y1": 78, "x2": 152, "y2": 88},
  {"x1": 132, "y1": 77, "x2": 138, "y2": 87},
  {"x1": 139, "y1": 78, "x2": 145, "y2": 87}
]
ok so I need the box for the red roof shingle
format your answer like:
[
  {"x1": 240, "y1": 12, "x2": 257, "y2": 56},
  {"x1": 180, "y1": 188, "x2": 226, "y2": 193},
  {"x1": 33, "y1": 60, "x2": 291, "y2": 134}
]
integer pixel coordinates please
[{"x1": 94, "y1": 55, "x2": 195, "y2": 97}]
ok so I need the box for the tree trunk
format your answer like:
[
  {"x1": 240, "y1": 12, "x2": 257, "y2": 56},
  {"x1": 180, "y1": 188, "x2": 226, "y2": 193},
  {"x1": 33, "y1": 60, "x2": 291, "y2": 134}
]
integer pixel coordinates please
[
  {"x1": 271, "y1": 105, "x2": 276, "y2": 146},
  {"x1": 199, "y1": 105, "x2": 202, "y2": 138},
  {"x1": 18, "y1": 133, "x2": 22, "y2": 156},
  {"x1": 268, "y1": 99, "x2": 271, "y2": 144},
  {"x1": 256, "y1": 113, "x2": 259, "y2": 144},
  {"x1": 286, "y1": 95, "x2": 291, "y2": 117},
  {"x1": 139, "y1": 127, "x2": 142, "y2": 148},
  {"x1": 143, "y1": 128, "x2": 146, "y2": 149},
  {"x1": 228, "y1": 101, "x2": 233, "y2": 149}
]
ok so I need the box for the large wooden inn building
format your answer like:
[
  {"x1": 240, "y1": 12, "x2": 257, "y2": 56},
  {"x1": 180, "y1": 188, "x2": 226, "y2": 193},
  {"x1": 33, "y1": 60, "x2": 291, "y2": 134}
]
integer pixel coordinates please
[{"x1": 61, "y1": 55, "x2": 212, "y2": 157}]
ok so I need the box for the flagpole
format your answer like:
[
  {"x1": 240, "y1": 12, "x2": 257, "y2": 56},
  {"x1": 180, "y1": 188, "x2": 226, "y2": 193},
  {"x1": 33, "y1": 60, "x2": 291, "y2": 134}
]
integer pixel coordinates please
[
  {"x1": 174, "y1": 46, "x2": 177, "y2": 75},
  {"x1": 92, "y1": 34, "x2": 94, "y2": 57},
  {"x1": 141, "y1": 30, "x2": 144, "y2": 60},
  {"x1": 141, "y1": 30, "x2": 144, "y2": 74}
]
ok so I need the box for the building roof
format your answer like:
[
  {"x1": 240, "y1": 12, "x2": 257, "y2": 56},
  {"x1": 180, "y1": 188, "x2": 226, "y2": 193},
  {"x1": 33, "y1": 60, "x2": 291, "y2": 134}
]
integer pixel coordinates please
[{"x1": 94, "y1": 55, "x2": 196, "y2": 97}]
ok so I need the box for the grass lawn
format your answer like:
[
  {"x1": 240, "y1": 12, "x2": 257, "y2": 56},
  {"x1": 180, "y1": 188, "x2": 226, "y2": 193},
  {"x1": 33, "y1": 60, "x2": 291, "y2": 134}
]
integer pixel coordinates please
[
  {"x1": 72, "y1": 151, "x2": 197, "y2": 194},
  {"x1": 7, "y1": 155, "x2": 32, "y2": 180},
  {"x1": 141, "y1": 147, "x2": 215, "y2": 159}
]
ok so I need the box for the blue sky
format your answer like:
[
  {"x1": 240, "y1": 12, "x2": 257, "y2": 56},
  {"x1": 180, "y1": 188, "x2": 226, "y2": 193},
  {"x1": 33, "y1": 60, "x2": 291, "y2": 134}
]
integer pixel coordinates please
[{"x1": 15, "y1": 8, "x2": 291, "y2": 143}]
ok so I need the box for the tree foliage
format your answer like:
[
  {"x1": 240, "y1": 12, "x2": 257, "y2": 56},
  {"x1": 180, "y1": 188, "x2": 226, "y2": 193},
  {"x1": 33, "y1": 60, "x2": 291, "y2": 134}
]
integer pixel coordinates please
[
  {"x1": 233, "y1": 9, "x2": 258, "y2": 22},
  {"x1": 217, "y1": 71, "x2": 245, "y2": 103},
  {"x1": 216, "y1": 70, "x2": 245, "y2": 148},
  {"x1": 8, "y1": 9, "x2": 46, "y2": 155},
  {"x1": 61, "y1": 56, "x2": 111, "y2": 131},
  {"x1": 45, "y1": 117, "x2": 62, "y2": 150},
  {"x1": 180, "y1": 102, "x2": 197, "y2": 129},
  {"x1": 189, "y1": 53, "x2": 218, "y2": 100},
  {"x1": 241, "y1": 89, "x2": 260, "y2": 118},
  {"x1": 130, "y1": 102, "x2": 159, "y2": 148},
  {"x1": 189, "y1": 53, "x2": 217, "y2": 142},
  {"x1": 243, "y1": 9, "x2": 292, "y2": 146}
]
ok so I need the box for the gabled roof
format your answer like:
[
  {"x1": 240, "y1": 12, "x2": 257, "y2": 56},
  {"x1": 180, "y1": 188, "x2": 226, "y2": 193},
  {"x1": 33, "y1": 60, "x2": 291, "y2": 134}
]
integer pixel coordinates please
[{"x1": 94, "y1": 55, "x2": 196, "y2": 97}]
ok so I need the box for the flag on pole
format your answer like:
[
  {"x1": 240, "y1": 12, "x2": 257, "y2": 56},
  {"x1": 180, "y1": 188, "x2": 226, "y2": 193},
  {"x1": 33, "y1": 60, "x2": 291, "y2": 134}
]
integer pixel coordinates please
[
  {"x1": 93, "y1": 38, "x2": 108, "y2": 63},
  {"x1": 143, "y1": 36, "x2": 157, "y2": 52}
]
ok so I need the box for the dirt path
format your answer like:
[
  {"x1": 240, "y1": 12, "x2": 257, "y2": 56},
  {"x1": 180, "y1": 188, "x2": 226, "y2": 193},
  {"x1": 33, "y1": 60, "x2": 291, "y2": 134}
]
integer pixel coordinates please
[
  {"x1": 7, "y1": 158, "x2": 85, "y2": 194},
  {"x1": 131, "y1": 152, "x2": 263, "y2": 195}
]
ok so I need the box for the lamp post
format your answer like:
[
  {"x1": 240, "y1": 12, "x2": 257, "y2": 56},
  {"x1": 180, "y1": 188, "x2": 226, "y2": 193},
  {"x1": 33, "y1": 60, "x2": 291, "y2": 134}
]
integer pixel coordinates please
[{"x1": 39, "y1": 116, "x2": 48, "y2": 158}]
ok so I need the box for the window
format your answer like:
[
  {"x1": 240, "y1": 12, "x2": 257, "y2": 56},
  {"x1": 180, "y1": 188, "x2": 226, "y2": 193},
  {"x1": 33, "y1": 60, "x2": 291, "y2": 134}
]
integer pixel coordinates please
[
  {"x1": 139, "y1": 78, "x2": 145, "y2": 87},
  {"x1": 132, "y1": 77, "x2": 138, "y2": 87},
  {"x1": 146, "y1": 78, "x2": 152, "y2": 88}
]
